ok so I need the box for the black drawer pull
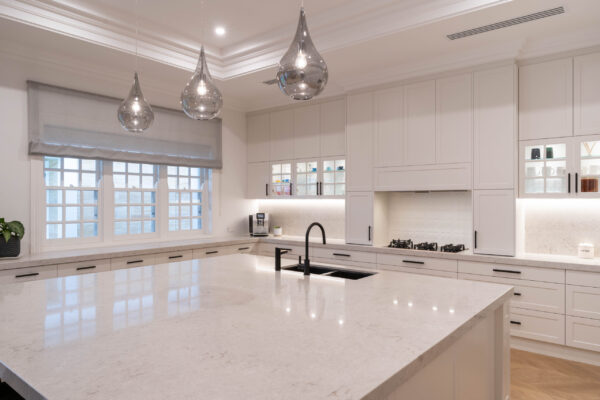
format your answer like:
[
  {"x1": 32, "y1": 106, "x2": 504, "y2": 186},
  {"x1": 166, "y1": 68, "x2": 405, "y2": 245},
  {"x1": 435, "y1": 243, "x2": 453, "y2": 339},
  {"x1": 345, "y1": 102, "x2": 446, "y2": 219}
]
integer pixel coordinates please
[
  {"x1": 403, "y1": 260, "x2": 425, "y2": 265},
  {"x1": 206, "y1": 251, "x2": 219, "y2": 255},
  {"x1": 510, "y1": 320, "x2": 521, "y2": 325},
  {"x1": 126, "y1": 260, "x2": 144, "y2": 265},
  {"x1": 238, "y1": 247, "x2": 250, "y2": 251},
  {"x1": 76, "y1": 266, "x2": 96, "y2": 271},
  {"x1": 493, "y1": 268, "x2": 521, "y2": 274},
  {"x1": 15, "y1": 272, "x2": 39, "y2": 278},
  {"x1": 514, "y1": 292, "x2": 522, "y2": 296},
  {"x1": 332, "y1": 253, "x2": 351, "y2": 257},
  {"x1": 168, "y1": 255, "x2": 183, "y2": 259},
  {"x1": 280, "y1": 248, "x2": 292, "y2": 251}
]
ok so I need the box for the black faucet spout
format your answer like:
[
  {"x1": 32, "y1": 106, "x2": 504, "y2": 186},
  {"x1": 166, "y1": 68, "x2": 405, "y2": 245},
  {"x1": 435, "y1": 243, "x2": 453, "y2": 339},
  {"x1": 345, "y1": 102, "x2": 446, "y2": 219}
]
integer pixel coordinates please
[{"x1": 304, "y1": 222, "x2": 326, "y2": 275}]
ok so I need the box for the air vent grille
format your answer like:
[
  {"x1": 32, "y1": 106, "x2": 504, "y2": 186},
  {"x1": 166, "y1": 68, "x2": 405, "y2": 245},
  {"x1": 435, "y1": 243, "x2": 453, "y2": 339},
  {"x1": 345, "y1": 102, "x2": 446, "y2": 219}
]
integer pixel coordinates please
[
  {"x1": 447, "y1": 6, "x2": 564, "y2": 40},
  {"x1": 262, "y1": 79, "x2": 278, "y2": 85}
]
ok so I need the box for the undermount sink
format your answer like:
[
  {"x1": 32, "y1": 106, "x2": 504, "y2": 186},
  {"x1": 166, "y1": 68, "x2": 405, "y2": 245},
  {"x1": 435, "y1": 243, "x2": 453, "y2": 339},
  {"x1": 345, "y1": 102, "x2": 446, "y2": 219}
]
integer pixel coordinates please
[{"x1": 283, "y1": 264, "x2": 376, "y2": 280}]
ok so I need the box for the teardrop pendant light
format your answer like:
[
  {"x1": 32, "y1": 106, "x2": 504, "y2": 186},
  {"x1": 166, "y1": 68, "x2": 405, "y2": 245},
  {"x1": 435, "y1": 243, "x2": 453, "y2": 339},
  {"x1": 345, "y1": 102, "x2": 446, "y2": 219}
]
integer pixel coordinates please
[
  {"x1": 181, "y1": 45, "x2": 223, "y2": 120},
  {"x1": 118, "y1": 0, "x2": 154, "y2": 132},
  {"x1": 277, "y1": 7, "x2": 328, "y2": 100}
]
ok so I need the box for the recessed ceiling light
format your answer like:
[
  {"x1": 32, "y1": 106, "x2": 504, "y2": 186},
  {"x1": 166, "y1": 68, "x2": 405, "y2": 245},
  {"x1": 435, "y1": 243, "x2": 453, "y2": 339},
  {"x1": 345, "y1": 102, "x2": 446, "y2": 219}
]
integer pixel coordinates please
[{"x1": 215, "y1": 26, "x2": 226, "y2": 36}]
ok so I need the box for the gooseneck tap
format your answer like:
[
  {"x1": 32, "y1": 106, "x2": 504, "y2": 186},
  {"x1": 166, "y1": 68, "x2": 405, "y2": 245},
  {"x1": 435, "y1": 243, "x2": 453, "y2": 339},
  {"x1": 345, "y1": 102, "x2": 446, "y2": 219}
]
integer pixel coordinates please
[{"x1": 304, "y1": 222, "x2": 326, "y2": 275}]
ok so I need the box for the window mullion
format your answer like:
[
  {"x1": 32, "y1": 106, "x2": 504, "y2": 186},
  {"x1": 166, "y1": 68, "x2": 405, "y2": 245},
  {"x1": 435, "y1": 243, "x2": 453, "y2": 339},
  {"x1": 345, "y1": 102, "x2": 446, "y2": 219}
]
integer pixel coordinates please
[
  {"x1": 158, "y1": 165, "x2": 168, "y2": 238},
  {"x1": 103, "y1": 161, "x2": 114, "y2": 244}
]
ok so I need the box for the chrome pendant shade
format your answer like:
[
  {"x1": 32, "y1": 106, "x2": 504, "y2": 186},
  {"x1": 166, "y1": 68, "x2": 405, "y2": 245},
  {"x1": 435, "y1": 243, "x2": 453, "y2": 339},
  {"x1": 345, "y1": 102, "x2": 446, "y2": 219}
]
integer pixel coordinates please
[
  {"x1": 118, "y1": 72, "x2": 154, "y2": 132},
  {"x1": 277, "y1": 7, "x2": 328, "y2": 100},
  {"x1": 181, "y1": 46, "x2": 223, "y2": 120}
]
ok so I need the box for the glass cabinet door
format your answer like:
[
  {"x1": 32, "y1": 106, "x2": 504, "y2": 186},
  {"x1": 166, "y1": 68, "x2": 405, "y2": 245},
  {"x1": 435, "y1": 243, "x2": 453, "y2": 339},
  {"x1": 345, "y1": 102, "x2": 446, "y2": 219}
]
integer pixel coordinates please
[
  {"x1": 321, "y1": 159, "x2": 345, "y2": 197},
  {"x1": 295, "y1": 160, "x2": 318, "y2": 196},
  {"x1": 578, "y1": 139, "x2": 600, "y2": 195},
  {"x1": 270, "y1": 162, "x2": 292, "y2": 197},
  {"x1": 522, "y1": 142, "x2": 569, "y2": 196}
]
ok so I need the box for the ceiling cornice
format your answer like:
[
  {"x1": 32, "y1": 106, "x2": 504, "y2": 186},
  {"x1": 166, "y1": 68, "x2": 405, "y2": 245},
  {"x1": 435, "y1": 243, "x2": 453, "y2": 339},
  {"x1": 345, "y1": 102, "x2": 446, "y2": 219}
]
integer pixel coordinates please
[{"x1": 0, "y1": 0, "x2": 512, "y2": 79}]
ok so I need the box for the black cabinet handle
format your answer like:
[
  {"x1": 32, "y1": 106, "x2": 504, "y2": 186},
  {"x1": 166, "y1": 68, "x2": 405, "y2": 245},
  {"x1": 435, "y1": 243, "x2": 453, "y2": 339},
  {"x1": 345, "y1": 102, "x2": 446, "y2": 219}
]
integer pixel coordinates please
[
  {"x1": 316, "y1": 182, "x2": 319, "y2": 195},
  {"x1": 319, "y1": 182, "x2": 323, "y2": 196},
  {"x1": 576, "y1": 173, "x2": 579, "y2": 193},
  {"x1": 474, "y1": 230, "x2": 477, "y2": 249},
  {"x1": 290, "y1": 182, "x2": 293, "y2": 196},
  {"x1": 206, "y1": 251, "x2": 219, "y2": 255},
  {"x1": 238, "y1": 247, "x2": 250, "y2": 251},
  {"x1": 332, "y1": 253, "x2": 351, "y2": 257},
  {"x1": 493, "y1": 268, "x2": 521, "y2": 274},
  {"x1": 76, "y1": 266, "x2": 96, "y2": 271},
  {"x1": 15, "y1": 272, "x2": 39, "y2": 278},
  {"x1": 168, "y1": 255, "x2": 183, "y2": 259},
  {"x1": 368, "y1": 226, "x2": 371, "y2": 241},
  {"x1": 403, "y1": 260, "x2": 425, "y2": 265},
  {"x1": 266, "y1": 183, "x2": 269, "y2": 197},
  {"x1": 568, "y1": 173, "x2": 571, "y2": 193},
  {"x1": 514, "y1": 292, "x2": 522, "y2": 296},
  {"x1": 510, "y1": 320, "x2": 521, "y2": 325},
  {"x1": 126, "y1": 260, "x2": 143, "y2": 265}
]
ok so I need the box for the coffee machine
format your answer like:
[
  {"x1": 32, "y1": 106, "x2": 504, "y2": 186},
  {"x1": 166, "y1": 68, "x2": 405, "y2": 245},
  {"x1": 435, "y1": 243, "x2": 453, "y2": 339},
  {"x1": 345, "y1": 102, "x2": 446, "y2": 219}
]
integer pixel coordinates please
[{"x1": 249, "y1": 213, "x2": 269, "y2": 237}]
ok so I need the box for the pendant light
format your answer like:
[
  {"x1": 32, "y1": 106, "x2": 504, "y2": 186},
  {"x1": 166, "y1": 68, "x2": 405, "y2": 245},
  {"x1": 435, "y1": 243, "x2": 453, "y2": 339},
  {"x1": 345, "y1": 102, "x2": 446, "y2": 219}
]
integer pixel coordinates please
[
  {"x1": 181, "y1": 0, "x2": 223, "y2": 120},
  {"x1": 277, "y1": 6, "x2": 328, "y2": 100},
  {"x1": 118, "y1": 0, "x2": 154, "y2": 132}
]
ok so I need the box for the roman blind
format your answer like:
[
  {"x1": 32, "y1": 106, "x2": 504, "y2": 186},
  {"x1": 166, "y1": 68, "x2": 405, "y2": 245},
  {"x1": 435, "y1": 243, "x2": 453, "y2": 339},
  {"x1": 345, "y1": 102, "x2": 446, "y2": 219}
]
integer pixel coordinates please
[{"x1": 27, "y1": 81, "x2": 222, "y2": 169}]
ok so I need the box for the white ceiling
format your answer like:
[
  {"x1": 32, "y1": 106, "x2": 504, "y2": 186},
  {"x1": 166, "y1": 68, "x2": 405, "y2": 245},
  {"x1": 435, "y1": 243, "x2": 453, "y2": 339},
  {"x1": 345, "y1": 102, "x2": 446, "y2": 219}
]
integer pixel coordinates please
[{"x1": 1, "y1": 0, "x2": 600, "y2": 112}]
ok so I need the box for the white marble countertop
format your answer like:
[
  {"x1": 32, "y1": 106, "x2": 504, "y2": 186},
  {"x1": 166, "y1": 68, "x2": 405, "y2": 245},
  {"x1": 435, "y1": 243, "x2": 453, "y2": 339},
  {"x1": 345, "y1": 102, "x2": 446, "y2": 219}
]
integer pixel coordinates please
[
  {"x1": 263, "y1": 236, "x2": 600, "y2": 273},
  {"x1": 0, "y1": 254, "x2": 512, "y2": 400}
]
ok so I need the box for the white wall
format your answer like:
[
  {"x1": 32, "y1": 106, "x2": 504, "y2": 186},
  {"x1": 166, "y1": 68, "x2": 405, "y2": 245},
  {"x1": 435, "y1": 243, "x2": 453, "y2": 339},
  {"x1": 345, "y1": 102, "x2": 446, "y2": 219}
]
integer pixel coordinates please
[{"x1": 0, "y1": 54, "x2": 253, "y2": 255}]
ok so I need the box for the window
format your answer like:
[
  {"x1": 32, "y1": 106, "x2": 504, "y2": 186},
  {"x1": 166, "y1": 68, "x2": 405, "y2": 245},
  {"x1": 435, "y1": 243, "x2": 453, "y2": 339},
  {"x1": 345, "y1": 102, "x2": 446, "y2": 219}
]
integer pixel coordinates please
[
  {"x1": 295, "y1": 161, "x2": 318, "y2": 196},
  {"x1": 322, "y1": 159, "x2": 345, "y2": 196},
  {"x1": 112, "y1": 162, "x2": 158, "y2": 236},
  {"x1": 167, "y1": 166, "x2": 211, "y2": 232},
  {"x1": 44, "y1": 156, "x2": 100, "y2": 240}
]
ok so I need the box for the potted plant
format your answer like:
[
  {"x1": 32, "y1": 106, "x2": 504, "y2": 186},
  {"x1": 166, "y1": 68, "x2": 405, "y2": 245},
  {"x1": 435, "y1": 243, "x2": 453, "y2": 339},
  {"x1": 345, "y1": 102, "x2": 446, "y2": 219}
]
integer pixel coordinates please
[
  {"x1": 273, "y1": 226, "x2": 282, "y2": 236},
  {"x1": 0, "y1": 218, "x2": 25, "y2": 257}
]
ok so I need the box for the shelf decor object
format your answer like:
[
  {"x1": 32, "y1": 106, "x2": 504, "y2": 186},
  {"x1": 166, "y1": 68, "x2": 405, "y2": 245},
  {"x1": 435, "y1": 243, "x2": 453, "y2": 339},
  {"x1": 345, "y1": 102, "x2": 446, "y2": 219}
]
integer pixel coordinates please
[
  {"x1": 277, "y1": 7, "x2": 328, "y2": 100},
  {"x1": 0, "y1": 218, "x2": 24, "y2": 258},
  {"x1": 117, "y1": 0, "x2": 154, "y2": 132}
]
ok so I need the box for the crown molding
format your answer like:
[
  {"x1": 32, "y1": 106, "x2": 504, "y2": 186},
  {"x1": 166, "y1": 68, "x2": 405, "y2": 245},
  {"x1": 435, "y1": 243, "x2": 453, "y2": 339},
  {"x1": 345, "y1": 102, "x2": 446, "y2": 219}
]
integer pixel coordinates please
[{"x1": 0, "y1": 0, "x2": 512, "y2": 79}]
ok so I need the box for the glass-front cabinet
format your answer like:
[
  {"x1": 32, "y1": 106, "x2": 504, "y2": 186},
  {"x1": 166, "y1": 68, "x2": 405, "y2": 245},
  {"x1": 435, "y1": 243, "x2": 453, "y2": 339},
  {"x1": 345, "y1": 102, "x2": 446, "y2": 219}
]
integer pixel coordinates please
[
  {"x1": 264, "y1": 159, "x2": 346, "y2": 199},
  {"x1": 295, "y1": 160, "x2": 319, "y2": 196},
  {"x1": 270, "y1": 162, "x2": 292, "y2": 197},
  {"x1": 519, "y1": 136, "x2": 600, "y2": 198},
  {"x1": 321, "y1": 159, "x2": 345, "y2": 197}
]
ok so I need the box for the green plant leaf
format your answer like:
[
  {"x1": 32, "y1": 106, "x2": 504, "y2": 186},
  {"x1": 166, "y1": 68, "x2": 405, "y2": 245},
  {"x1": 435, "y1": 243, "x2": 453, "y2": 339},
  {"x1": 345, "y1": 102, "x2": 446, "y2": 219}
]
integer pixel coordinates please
[
  {"x1": 2, "y1": 230, "x2": 11, "y2": 243},
  {"x1": 6, "y1": 221, "x2": 25, "y2": 239}
]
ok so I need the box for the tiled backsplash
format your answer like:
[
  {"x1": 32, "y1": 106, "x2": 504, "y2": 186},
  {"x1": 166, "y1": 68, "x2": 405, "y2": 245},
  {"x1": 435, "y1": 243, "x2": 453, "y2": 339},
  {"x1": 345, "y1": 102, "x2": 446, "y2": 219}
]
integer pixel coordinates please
[
  {"x1": 256, "y1": 199, "x2": 345, "y2": 239},
  {"x1": 384, "y1": 191, "x2": 472, "y2": 246},
  {"x1": 518, "y1": 199, "x2": 600, "y2": 257}
]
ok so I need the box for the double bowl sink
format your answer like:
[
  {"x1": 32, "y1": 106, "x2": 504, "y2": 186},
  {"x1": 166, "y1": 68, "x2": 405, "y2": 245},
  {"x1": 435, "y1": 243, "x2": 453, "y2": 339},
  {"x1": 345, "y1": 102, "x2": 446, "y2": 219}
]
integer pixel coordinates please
[{"x1": 283, "y1": 264, "x2": 375, "y2": 280}]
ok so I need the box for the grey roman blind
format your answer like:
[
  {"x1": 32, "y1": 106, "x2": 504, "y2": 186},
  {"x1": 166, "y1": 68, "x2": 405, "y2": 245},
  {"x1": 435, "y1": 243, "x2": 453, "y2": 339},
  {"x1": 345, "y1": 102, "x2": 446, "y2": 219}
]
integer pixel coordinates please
[{"x1": 27, "y1": 81, "x2": 222, "y2": 168}]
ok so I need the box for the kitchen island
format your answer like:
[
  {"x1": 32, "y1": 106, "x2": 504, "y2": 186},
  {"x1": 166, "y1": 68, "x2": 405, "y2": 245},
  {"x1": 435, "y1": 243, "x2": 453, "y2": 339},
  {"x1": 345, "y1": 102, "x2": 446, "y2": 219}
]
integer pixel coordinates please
[{"x1": 0, "y1": 254, "x2": 512, "y2": 399}]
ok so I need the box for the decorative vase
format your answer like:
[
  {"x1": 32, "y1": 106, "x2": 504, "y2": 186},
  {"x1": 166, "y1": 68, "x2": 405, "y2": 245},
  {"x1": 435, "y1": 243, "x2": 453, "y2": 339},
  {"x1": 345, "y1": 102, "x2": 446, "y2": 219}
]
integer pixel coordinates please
[{"x1": 0, "y1": 236, "x2": 20, "y2": 257}]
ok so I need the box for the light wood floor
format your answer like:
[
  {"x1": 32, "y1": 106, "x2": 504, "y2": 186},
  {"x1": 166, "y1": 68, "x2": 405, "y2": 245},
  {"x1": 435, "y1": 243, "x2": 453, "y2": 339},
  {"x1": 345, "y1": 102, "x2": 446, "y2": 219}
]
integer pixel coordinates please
[{"x1": 511, "y1": 349, "x2": 600, "y2": 400}]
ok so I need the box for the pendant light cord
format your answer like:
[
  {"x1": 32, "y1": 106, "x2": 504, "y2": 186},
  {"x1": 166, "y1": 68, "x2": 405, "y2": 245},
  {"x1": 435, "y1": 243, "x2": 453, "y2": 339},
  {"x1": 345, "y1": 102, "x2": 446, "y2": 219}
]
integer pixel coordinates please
[{"x1": 135, "y1": 0, "x2": 139, "y2": 72}]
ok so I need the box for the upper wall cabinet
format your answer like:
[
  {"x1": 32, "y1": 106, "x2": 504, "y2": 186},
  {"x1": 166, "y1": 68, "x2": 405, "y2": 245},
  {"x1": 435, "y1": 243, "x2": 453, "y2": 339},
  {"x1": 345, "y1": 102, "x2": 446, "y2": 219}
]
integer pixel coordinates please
[
  {"x1": 294, "y1": 104, "x2": 320, "y2": 159},
  {"x1": 346, "y1": 92, "x2": 374, "y2": 191},
  {"x1": 404, "y1": 80, "x2": 436, "y2": 166},
  {"x1": 374, "y1": 87, "x2": 404, "y2": 168},
  {"x1": 574, "y1": 52, "x2": 600, "y2": 136},
  {"x1": 474, "y1": 65, "x2": 517, "y2": 190},
  {"x1": 436, "y1": 73, "x2": 472, "y2": 164},
  {"x1": 519, "y1": 58, "x2": 573, "y2": 140},
  {"x1": 320, "y1": 99, "x2": 346, "y2": 157},
  {"x1": 270, "y1": 109, "x2": 294, "y2": 161},
  {"x1": 247, "y1": 113, "x2": 270, "y2": 163}
]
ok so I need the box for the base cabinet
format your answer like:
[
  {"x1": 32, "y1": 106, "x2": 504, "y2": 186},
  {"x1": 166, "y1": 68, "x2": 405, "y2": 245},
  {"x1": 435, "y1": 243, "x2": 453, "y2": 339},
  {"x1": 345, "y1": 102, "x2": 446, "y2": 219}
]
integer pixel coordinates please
[
  {"x1": 566, "y1": 316, "x2": 600, "y2": 352},
  {"x1": 345, "y1": 192, "x2": 373, "y2": 245}
]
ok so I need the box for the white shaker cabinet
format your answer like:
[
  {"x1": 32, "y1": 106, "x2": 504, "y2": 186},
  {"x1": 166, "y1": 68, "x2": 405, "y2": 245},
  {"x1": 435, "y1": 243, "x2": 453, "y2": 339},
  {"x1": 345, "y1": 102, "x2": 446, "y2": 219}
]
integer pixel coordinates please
[
  {"x1": 320, "y1": 99, "x2": 346, "y2": 157},
  {"x1": 473, "y1": 189, "x2": 515, "y2": 256},
  {"x1": 293, "y1": 104, "x2": 320, "y2": 159},
  {"x1": 473, "y1": 65, "x2": 517, "y2": 190},
  {"x1": 346, "y1": 92, "x2": 374, "y2": 191},
  {"x1": 404, "y1": 80, "x2": 436, "y2": 166},
  {"x1": 345, "y1": 191, "x2": 373, "y2": 245},
  {"x1": 247, "y1": 113, "x2": 270, "y2": 163},
  {"x1": 519, "y1": 58, "x2": 573, "y2": 140},
  {"x1": 270, "y1": 109, "x2": 294, "y2": 161},
  {"x1": 436, "y1": 73, "x2": 472, "y2": 164},
  {"x1": 374, "y1": 87, "x2": 404, "y2": 167},
  {"x1": 574, "y1": 52, "x2": 600, "y2": 136},
  {"x1": 246, "y1": 162, "x2": 270, "y2": 199}
]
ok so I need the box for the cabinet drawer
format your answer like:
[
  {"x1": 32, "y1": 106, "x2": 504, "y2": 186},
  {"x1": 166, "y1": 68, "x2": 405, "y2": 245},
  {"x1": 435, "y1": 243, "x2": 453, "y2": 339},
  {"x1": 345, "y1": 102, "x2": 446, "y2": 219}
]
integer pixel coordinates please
[
  {"x1": 111, "y1": 254, "x2": 156, "y2": 270},
  {"x1": 155, "y1": 250, "x2": 193, "y2": 265},
  {"x1": 566, "y1": 316, "x2": 600, "y2": 352},
  {"x1": 312, "y1": 248, "x2": 376, "y2": 264},
  {"x1": 192, "y1": 246, "x2": 235, "y2": 259},
  {"x1": 378, "y1": 254, "x2": 457, "y2": 272},
  {"x1": 567, "y1": 285, "x2": 600, "y2": 320},
  {"x1": 458, "y1": 261, "x2": 564, "y2": 283},
  {"x1": 233, "y1": 244, "x2": 255, "y2": 254},
  {"x1": 380, "y1": 264, "x2": 457, "y2": 279},
  {"x1": 566, "y1": 270, "x2": 600, "y2": 288},
  {"x1": 459, "y1": 273, "x2": 565, "y2": 314},
  {"x1": 0, "y1": 265, "x2": 57, "y2": 284},
  {"x1": 58, "y1": 259, "x2": 110, "y2": 277},
  {"x1": 509, "y1": 307, "x2": 565, "y2": 345}
]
